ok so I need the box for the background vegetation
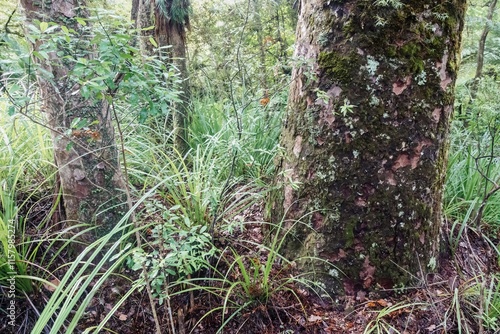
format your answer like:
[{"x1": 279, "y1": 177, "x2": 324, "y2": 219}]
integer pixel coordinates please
[{"x1": 0, "y1": 0, "x2": 499, "y2": 333}]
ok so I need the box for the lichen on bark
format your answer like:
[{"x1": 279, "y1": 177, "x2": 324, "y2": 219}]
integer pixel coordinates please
[
  {"x1": 21, "y1": 0, "x2": 128, "y2": 243},
  {"x1": 273, "y1": 0, "x2": 467, "y2": 294}
]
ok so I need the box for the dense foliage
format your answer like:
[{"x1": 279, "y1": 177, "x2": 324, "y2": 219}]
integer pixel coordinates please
[{"x1": 0, "y1": 0, "x2": 499, "y2": 333}]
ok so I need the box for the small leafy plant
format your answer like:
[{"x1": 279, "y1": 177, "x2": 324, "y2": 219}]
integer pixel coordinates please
[{"x1": 130, "y1": 208, "x2": 216, "y2": 305}]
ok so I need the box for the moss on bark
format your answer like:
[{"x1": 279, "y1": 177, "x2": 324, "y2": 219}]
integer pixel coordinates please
[
  {"x1": 273, "y1": 0, "x2": 467, "y2": 294},
  {"x1": 21, "y1": 0, "x2": 128, "y2": 244}
]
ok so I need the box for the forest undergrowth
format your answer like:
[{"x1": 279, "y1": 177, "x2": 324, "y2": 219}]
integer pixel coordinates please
[
  {"x1": 1, "y1": 76, "x2": 500, "y2": 333},
  {"x1": 1, "y1": 2, "x2": 500, "y2": 333}
]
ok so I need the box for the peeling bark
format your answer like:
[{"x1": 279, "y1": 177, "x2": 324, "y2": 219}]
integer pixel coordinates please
[
  {"x1": 273, "y1": 0, "x2": 467, "y2": 294},
  {"x1": 20, "y1": 0, "x2": 127, "y2": 242}
]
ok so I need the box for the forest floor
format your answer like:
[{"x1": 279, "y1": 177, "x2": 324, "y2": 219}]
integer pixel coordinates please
[{"x1": 2, "y1": 195, "x2": 498, "y2": 334}]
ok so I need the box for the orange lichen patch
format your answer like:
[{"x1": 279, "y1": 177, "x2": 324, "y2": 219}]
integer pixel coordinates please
[
  {"x1": 381, "y1": 169, "x2": 397, "y2": 186},
  {"x1": 320, "y1": 109, "x2": 335, "y2": 126},
  {"x1": 410, "y1": 155, "x2": 420, "y2": 169},
  {"x1": 440, "y1": 76, "x2": 452, "y2": 91},
  {"x1": 71, "y1": 129, "x2": 101, "y2": 141},
  {"x1": 259, "y1": 97, "x2": 270, "y2": 106},
  {"x1": 360, "y1": 257, "x2": 376, "y2": 289},
  {"x1": 437, "y1": 52, "x2": 452, "y2": 91},
  {"x1": 292, "y1": 135, "x2": 303, "y2": 158},
  {"x1": 392, "y1": 154, "x2": 411, "y2": 170},
  {"x1": 414, "y1": 138, "x2": 433, "y2": 155},
  {"x1": 392, "y1": 76, "x2": 412, "y2": 95},
  {"x1": 392, "y1": 138, "x2": 433, "y2": 170},
  {"x1": 432, "y1": 108, "x2": 442, "y2": 123},
  {"x1": 420, "y1": 232, "x2": 425, "y2": 244}
]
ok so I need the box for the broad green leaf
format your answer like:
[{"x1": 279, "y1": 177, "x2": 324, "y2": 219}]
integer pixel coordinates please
[
  {"x1": 7, "y1": 106, "x2": 15, "y2": 116},
  {"x1": 75, "y1": 17, "x2": 87, "y2": 26},
  {"x1": 39, "y1": 21, "x2": 48, "y2": 33}
]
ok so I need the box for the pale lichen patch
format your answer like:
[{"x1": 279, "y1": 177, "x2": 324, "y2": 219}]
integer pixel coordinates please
[
  {"x1": 437, "y1": 51, "x2": 452, "y2": 90},
  {"x1": 392, "y1": 154, "x2": 411, "y2": 170},
  {"x1": 432, "y1": 108, "x2": 441, "y2": 123},
  {"x1": 293, "y1": 135, "x2": 303, "y2": 158}
]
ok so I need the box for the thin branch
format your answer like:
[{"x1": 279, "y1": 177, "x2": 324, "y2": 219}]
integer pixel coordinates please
[{"x1": 110, "y1": 93, "x2": 162, "y2": 334}]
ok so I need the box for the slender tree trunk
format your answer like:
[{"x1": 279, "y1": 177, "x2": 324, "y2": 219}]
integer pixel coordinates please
[
  {"x1": 135, "y1": 0, "x2": 191, "y2": 153},
  {"x1": 468, "y1": 0, "x2": 498, "y2": 105},
  {"x1": 131, "y1": 0, "x2": 140, "y2": 23},
  {"x1": 475, "y1": 0, "x2": 497, "y2": 79},
  {"x1": 21, "y1": 0, "x2": 127, "y2": 241},
  {"x1": 273, "y1": 0, "x2": 467, "y2": 294},
  {"x1": 136, "y1": 0, "x2": 155, "y2": 56},
  {"x1": 252, "y1": 0, "x2": 268, "y2": 93},
  {"x1": 154, "y1": 1, "x2": 191, "y2": 153}
]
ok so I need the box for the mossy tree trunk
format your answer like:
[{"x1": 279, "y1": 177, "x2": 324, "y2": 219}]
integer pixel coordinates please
[
  {"x1": 135, "y1": 0, "x2": 191, "y2": 153},
  {"x1": 145, "y1": 0, "x2": 191, "y2": 153},
  {"x1": 273, "y1": 0, "x2": 466, "y2": 294},
  {"x1": 21, "y1": 0, "x2": 127, "y2": 241}
]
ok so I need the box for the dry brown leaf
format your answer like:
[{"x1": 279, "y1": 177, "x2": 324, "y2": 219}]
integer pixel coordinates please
[
  {"x1": 308, "y1": 314, "x2": 322, "y2": 322},
  {"x1": 376, "y1": 299, "x2": 388, "y2": 307},
  {"x1": 43, "y1": 278, "x2": 60, "y2": 292}
]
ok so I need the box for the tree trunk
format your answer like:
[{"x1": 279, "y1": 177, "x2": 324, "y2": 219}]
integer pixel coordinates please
[
  {"x1": 475, "y1": 0, "x2": 497, "y2": 80},
  {"x1": 273, "y1": 0, "x2": 467, "y2": 294},
  {"x1": 467, "y1": 0, "x2": 498, "y2": 105},
  {"x1": 252, "y1": 0, "x2": 268, "y2": 93},
  {"x1": 154, "y1": 1, "x2": 191, "y2": 154},
  {"x1": 131, "y1": 0, "x2": 140, "y2": 23},
  {"x1": 21, "y1": 0, "x2": 127, "y2": 241},
  {"x1": 136, "y1": 0, "x2": 155, "y2": 55}
]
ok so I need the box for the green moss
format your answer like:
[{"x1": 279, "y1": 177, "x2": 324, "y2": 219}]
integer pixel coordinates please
[
  {"x1": 399, "y1": 43, "x2": 425, "y2": 73},
  {"x1": 318, "y1": 52, "x2": 360, "y2": 84}
]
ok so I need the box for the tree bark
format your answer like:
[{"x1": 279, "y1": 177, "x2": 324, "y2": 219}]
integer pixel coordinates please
[
  {"x1": 273, "y1": 0, "x2": 467, "y2": 294},
  {"x1": 252, "y1": 0, "x2": 268, "y2": 92},
  {"x1": 475, "y1": 0, "x2": 497, "y2": 80},
  {"x1": 131, "y1": 0, "x2": 140, "y2": 23},
  {"x1": 154, "y1": 0, "x2": 191, "y2": 154},
  {"x1": 136, "y1": 0, "x2": 155, "y2": 55},
  {"x1": 20, "y1": 0, "x2": 127, "y2": 241}
]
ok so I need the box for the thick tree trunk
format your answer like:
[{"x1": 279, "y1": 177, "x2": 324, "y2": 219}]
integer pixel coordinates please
[
  {"x1": 21, "y1": 0, "x2": 127, "y2": 241},
  {"x1": 273, "y1": 0, "x2": 466, "y2": 294}
]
